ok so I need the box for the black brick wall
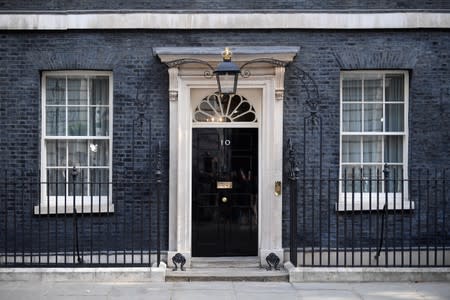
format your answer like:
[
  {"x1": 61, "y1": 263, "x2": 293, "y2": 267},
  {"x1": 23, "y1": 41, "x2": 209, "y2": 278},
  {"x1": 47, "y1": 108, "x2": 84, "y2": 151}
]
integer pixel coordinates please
[
  {"x1": 1, "y1": 0, "x2": 449, "y2": 10},
  {"x1": 0, "y1": 29, "x2": 449, "y2": 255}
]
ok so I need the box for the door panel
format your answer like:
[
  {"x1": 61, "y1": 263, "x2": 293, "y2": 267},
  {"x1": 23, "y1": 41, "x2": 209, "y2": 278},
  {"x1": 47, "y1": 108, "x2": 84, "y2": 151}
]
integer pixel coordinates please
[{"x1": 192, "y1": 128, "x2": 258, "y2": 257}]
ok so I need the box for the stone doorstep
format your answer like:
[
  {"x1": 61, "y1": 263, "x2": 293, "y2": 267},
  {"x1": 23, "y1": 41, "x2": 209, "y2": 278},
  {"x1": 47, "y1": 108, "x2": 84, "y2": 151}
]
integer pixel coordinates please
[
  {"x1": 165, "y1": 267, "x2": 289, "y2": 282},
  {"x1": 190, "y1": 256, "x2": 261, "y2": 268},
  {"x1": 284, "y1": 262, "x2": 450, "y2": 282},
  {"x1": 166, "y1": 256, "x2": 289, "y2": 282}
]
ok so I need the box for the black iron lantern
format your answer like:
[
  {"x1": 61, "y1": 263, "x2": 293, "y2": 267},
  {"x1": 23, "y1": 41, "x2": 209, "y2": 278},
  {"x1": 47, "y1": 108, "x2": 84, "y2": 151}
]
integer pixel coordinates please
[{"x1": 213, "y1": 48, "x2": 241, "y2": 95}]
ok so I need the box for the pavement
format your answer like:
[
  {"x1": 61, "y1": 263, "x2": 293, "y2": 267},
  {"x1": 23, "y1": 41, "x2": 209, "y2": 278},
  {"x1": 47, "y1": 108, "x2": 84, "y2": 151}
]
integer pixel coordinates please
[{"x1": 0, "y1": 281, "x2": 450, "y2": 300}]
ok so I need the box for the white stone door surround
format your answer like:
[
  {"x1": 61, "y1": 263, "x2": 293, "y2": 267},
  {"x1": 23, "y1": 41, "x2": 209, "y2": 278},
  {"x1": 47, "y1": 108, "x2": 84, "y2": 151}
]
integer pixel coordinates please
[{"x1": 155, "y1": 47, "x2": 298, "y2": 267}]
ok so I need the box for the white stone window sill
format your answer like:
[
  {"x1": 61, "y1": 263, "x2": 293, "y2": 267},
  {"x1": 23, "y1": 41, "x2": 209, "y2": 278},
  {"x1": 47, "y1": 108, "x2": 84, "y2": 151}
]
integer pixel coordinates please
[
  {"x1": 34, "y1": 196, "x2": 114, "y2": 215},
  {"x1": 337, "y1": 193, "x2": 414, "y2": 211}
]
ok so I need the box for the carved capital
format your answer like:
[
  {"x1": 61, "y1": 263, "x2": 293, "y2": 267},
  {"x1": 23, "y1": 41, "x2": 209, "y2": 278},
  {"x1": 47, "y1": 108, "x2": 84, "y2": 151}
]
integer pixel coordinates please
[
  {"x1": 169, "y1": 90, "x2": 178, "y2": 102},
  {"x1": 168, "y1": 67, "x2": 179, "y2": 102},
  {"x1": 275, "y1": 89, "x2": 284, "y2": 101},
  {"x1": 275, "y1": 66, "x2": 286, "y2": 101}
]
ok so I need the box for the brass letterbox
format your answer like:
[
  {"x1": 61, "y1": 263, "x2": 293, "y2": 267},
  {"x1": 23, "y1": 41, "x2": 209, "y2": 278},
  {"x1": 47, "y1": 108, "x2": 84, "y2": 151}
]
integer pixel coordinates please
[{"x1": 217, "y1": 181, "x2": 233, "y2": 189}]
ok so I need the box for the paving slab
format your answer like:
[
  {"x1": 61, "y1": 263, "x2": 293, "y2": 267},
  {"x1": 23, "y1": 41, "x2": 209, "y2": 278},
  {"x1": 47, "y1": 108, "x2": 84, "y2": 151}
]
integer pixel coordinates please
[
  {"x1": 415, "y1": 282, "x2": 450, "y2": 300},
  {"x1": 233, "y1": 282, "x2": 298, "y2": 300},
  {"x1": 45, "y1": 296, "x2": 108, "y2": 300},
  {"x1": 172, "y1": 281, "x2": 234, "y2": 290},
  {"x1": 171, "y1": 289, "x2": 236, "y2": 300},
  {"x1": 292, "y1": 282, "x2": 355, "y2": 290},
  {"x1": 233, "y1": 281, "x2": 294, "y2": 290},
  {"x1": 235, "y1": 292, "x2": 297, "y2": 300},
  {"x1": 298, "y1": 289, "x2": 361, "y2": 300},
  {"x1": 0, "y1": 281, "x2": 53, "y2": 300},
  {"x1": 356, "y1": 290, "x2": 423, "y2": 300},
  {"x1": 108, "y1": 285, "x2": 172, "y2": 300},
  {"x1": 351, "y1": 282, "x2": 419, "y2": 299}
]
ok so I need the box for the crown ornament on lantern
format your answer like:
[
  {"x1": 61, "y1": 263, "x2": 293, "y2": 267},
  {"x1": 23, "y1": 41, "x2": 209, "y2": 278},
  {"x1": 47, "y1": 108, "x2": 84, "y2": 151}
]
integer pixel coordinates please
[{"x1": 222, "y1": 47, "x2": 233, "y2": 61}]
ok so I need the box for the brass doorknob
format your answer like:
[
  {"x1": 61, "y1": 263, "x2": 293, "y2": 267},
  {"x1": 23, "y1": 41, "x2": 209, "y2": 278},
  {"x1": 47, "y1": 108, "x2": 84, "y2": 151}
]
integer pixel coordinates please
[{"x1": 221, "y1": 196, "x2": 228, "y2": 203}]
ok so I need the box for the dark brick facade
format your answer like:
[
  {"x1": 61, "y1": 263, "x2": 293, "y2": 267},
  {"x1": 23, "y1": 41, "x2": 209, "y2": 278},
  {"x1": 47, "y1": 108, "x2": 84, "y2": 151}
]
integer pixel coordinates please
[
  {"x1": 1, "y1": 0, "x2": 449, "y2": 10},
  {"x1": 0, "y1": 29, "x2": 449, "y2": 255}
]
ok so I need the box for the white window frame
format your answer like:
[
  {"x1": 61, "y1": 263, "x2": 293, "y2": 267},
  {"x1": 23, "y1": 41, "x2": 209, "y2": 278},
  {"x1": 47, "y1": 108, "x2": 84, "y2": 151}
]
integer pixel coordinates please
[
  {"x1": 36, "y1": 70, "x2": 114, "y2": 214},
  {"x1": 338, "y1": 70, "x2": 413, "y2": 211}
]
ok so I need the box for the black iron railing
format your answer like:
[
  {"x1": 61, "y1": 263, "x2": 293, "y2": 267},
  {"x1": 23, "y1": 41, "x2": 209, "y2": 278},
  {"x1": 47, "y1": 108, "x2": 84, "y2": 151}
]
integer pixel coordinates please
[
  {"x1": 2, "y1": 164, "x2": 448, "y2": 268},
  {"x1": 288, "y1": 167, "x2": 449, "y2": 267},
  {"x1": 0, "y1": 167, "x2": 163, "y2": 267}
]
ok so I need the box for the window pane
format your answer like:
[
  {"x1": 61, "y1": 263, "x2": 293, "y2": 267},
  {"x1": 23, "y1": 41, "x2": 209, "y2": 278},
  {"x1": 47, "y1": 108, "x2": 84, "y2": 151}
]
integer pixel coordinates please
[
  {"x1": 343, "y1": 103, "x2": 361, "y2": 132},
  {"x1": 46, "y1": 107, "x2": 66, "y2": 136},
  {"x1": 364, "y1": 103, "x2": 383, "y2": 132},
  {"x1": 362, "y1": 165, "x2": 382, "y2": 193},
  {"x1": 342, "y1": 136, "x2": 360, "y2": 163},
  {"x1": 68, "y1": 141, "x2": 88, "y2": 166},
  {"x1": 199, "y1": 100, "x2": 215, "y2": 116},
  {"x1": 47, "y1": 169, "x2": 66, "y2": 197},
  {"x1": 90, "y1": 169, "x2": 109, "y2": 196},
  {"x1": 46, "y1": 77, "x2": 66, "y2": 105},
  {"x1": 385, "y1": 74, "x2": 404, "y2": 102},
  {"x1": 231, "y1": 101, "x2": 250, "y2": 119},
  {"x1": 385, "y1": 136, "x2": 403, "y2": 163},
  {"x1": 90, "y1": 77, "x2": 109, "y2": 105},
  {"x1": 68, "y1": 78, "x2": 88, "y2": 105},
  {"x1": 364, "y1": 79, "x2": 382, "y2": 102},
  {"x1": 227, "y1": 94, "x2": 240, "y2": 115},
  {"x1": 342, "y1": 165, "x2": 362, "y2": 193},
  {"x1": 193, "y1": 111, "x2": 210, "y2": 122},
  {"x1": 47, "y1": 140, "x2": 67, "y2": 166},
  {"x1": 90, "y1": 107, "x2": 109, "y2": 136},
  {"x1": 207, "y1": 94, "x2": 221, "y2": 114},
  {"x1": 385, "y1": 166, "x2": 403, "y2": 193},
  {"x1": 233, "y1": 111, "x2": 257, "y2": 122},
  {"x1": 68, "y1": 107, "x2": 88, "y2": 136},
  {"x1": 363, "y1": 136, "x2": 382, "y2": 163},
  {"x1": 89, "y1": 140, "x2": 109, "y2": 166},
  {"x1": 386, "y1": 104, "x2": 404, "y2": 131},
  {"x1": 68, "y1": 168, "x2": 88, "y2": 196},
  {"x1": 342, "y1": 79, "x2": 362, "y2": 102}
]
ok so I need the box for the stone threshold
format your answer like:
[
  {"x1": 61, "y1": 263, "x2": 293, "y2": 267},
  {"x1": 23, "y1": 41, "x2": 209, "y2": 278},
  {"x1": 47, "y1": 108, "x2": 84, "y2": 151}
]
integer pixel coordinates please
[{"x1": 166, "y1": 267, "x2": 289, "y2": 282}]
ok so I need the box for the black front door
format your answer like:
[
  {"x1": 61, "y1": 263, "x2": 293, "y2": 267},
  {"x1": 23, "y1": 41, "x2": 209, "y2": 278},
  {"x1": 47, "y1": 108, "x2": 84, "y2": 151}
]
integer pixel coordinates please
[{"x1": 192, "y1": 128, "x2": 258, "y2": 257}]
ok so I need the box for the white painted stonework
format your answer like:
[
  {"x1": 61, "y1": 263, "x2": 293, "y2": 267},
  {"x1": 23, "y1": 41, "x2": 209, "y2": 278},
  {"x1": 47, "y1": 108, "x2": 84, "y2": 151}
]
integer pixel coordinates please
[
  {"x1": 0, "y1": 12, "x2": 450, "y2": 30},
  {"x1": 155, "y1": 47, "x2": 297, "y2": 267}
]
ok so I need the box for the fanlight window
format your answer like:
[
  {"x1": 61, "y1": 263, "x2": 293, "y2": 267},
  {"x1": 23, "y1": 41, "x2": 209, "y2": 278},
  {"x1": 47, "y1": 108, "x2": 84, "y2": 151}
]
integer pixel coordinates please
[{"x1": 193, "y1": 93, "x2": 257, "y2": 123}]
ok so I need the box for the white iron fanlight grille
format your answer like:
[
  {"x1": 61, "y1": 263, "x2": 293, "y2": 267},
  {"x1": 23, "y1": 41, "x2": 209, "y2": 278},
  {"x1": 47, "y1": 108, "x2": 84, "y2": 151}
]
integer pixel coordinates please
[{"x1": 193, "y1": 93, "x2": 257, "y2": 123}]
